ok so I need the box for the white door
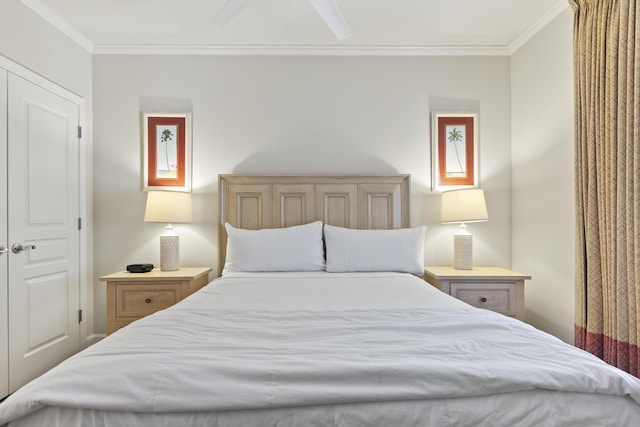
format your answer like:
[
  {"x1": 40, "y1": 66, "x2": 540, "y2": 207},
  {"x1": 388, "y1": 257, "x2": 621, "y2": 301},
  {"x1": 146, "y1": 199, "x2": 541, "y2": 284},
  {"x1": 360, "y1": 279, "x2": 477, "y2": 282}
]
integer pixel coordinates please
[
  {"x1": 7, "y1": 72, "x2": 80, "y2": 392},
  {"x1": 0, "y1": 68, "x2": 8, "y2": 398}
]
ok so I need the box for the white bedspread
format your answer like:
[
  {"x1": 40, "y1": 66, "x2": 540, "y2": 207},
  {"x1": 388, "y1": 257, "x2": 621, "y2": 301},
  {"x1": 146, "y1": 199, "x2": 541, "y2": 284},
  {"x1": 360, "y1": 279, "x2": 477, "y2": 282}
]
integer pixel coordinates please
[{"x1": 2, "y1": 272, "x2": 640, "y2": 426}]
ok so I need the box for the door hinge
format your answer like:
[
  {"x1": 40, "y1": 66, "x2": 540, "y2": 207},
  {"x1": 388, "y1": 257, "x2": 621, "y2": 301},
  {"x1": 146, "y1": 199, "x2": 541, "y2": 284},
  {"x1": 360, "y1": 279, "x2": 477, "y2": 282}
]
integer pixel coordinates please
[
  {"x1": 78, "y1": 126, "x2": 82, "y2": 138},
  {"x1": 78, "y1": 217, "x2": 82, "y2": 230},
  {"x1": 78, "y1": 309, "x2": 83, "y2": 323}
]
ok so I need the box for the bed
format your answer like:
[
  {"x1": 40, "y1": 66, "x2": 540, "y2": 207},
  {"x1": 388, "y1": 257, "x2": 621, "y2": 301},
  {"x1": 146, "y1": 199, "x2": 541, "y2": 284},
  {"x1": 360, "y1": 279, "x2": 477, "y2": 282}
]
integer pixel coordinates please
[{"x1": 1, "y1": 174, "x2": 640, "y2": 427}]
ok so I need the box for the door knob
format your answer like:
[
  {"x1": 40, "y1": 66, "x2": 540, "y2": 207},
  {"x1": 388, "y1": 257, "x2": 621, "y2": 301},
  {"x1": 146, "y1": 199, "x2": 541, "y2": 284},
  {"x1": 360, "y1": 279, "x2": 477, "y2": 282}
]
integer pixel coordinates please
[
  {"x1": 0, "y1": 245, "x2": 7, "y2": 256},
  {"x1": 12, "y1": 243, "x2": 36, "y2": 254}
]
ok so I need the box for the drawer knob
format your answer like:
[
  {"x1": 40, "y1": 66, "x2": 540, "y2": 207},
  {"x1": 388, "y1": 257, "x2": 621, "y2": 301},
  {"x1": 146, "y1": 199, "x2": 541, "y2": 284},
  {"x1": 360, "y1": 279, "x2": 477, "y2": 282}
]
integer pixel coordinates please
[
  {"x1": 480, "y1": 297, "x2": 487, "y2": 303},
  {"x1": 145, "y1": 298, "x2": 152, "y2": 304}
]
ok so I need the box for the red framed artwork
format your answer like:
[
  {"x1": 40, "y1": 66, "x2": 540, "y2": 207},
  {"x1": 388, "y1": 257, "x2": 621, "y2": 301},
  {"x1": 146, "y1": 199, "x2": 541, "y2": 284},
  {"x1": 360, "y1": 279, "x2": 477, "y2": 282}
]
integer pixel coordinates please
[
  {"x1": 431, "y1": 112, "x2": 478, "y2": 191},
  {"x1": 142, "y1": 112, "x2": 192, "y2": 192}
]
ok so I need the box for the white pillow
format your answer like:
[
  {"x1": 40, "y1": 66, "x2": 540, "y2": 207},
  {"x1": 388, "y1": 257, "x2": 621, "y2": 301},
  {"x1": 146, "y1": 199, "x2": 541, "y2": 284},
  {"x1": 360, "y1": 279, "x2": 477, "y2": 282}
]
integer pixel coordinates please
[
  {"x1": 323, "y1": 224, "x2": 426, "y2": 275},
  {"x1": 223, "y1": 221, "x2": 325, "y2": 273}
]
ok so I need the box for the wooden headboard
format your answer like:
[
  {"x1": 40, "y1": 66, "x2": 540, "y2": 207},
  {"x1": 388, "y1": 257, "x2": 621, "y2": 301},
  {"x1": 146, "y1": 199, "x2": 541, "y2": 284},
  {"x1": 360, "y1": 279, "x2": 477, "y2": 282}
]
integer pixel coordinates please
[{"x1": 218, "y1": 174, "x2": 410, "y2": 271}]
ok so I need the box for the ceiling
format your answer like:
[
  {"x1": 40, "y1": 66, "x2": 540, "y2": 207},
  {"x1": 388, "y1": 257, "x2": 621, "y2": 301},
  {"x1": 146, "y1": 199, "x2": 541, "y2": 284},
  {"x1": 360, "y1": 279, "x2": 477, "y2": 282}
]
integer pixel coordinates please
[{"x1": 23, "y1": 0, "x2": 570, "y2": 55}]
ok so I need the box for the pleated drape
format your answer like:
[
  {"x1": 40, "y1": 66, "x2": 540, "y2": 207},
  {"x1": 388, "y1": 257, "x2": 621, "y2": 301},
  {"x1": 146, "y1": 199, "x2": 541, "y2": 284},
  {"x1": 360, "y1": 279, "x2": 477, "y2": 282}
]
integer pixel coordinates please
[{"x1": 571, "y1": 0, "x2": 640, "y2": 376}]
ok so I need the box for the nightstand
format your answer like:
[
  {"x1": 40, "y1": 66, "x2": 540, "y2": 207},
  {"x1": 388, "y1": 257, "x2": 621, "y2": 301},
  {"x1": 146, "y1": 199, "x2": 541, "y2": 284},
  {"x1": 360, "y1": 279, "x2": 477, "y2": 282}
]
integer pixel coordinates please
[
  {"x1": 423, "y1": 266, "x2": 531, "y2": 321},
  {"x1": 101, "y1": 267, "x2": 212, "y2": 334}
]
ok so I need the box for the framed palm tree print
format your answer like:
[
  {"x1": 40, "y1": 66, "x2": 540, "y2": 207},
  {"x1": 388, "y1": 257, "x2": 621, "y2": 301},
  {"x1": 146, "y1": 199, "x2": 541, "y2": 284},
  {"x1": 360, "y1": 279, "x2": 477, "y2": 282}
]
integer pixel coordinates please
[
  {"x1": 142, "y1": 112, "x2": 192, "y2": 192},
  {"x1": 431, "y1": 112, "x2": 478, "y2": 191}
]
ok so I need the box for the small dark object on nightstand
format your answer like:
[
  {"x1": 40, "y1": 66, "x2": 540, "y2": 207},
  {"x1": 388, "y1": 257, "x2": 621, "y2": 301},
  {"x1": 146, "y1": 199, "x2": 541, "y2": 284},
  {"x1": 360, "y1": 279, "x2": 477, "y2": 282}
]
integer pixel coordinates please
[{"x1": 126, "y1": 264, "x2": 154, "y2": 273}]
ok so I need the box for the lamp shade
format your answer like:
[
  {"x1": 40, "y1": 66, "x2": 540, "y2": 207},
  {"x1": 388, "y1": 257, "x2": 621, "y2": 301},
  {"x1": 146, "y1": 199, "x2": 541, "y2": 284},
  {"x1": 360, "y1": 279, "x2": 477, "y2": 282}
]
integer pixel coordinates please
[
  {"x1": 144, "y1": 191, "x2": 192, "y2": 224},
  {"x1": 441, "y1": 188, "x2": 488, "y2": 224}
]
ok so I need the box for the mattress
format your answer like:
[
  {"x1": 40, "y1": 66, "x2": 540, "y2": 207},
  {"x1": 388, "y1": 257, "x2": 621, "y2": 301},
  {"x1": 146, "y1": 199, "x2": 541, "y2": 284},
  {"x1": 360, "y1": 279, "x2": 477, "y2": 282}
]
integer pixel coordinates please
[{"x1": 1, "y1": 272, "x2": 640, "y2": 427}]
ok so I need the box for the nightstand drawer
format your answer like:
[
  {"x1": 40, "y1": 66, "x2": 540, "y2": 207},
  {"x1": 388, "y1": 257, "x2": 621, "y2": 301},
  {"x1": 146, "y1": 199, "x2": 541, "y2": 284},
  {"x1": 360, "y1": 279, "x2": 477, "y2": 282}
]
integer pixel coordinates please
[
  {"x1": 102, "y1": 267, "x2": 213, "y2": 334},
  {"x1": 115, "y1": 283, "x2": 182, "y2": 318},
  {"x1": 423, "y1": 267, "x2": 529, "y2": 321},
  {"x1": 450, "y1": 282, "x2": 516, "y2": 315}
]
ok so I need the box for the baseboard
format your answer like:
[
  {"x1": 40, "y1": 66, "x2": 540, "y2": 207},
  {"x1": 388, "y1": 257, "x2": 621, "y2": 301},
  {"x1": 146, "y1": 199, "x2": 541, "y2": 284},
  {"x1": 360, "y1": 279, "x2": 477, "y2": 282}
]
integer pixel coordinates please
[{"x1": 84, "y1": 333, "x2": 106, "y2": 348}]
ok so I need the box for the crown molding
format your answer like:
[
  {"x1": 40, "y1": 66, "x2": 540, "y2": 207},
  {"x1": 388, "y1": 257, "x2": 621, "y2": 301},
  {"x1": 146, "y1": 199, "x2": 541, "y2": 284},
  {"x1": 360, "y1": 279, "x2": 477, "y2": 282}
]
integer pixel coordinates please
[
  {"x1": 92, "y1": 44, "x2": 511, "y2": 56},
  {"x1": 21, "y1": 0, "x2": 94, "y2": 52},
  {"x1": 509, "y1": 0, "x2": 570, "y2": 54},
  {"x1": 22, "y1": 0, "x2": 569, "y2": 57}
]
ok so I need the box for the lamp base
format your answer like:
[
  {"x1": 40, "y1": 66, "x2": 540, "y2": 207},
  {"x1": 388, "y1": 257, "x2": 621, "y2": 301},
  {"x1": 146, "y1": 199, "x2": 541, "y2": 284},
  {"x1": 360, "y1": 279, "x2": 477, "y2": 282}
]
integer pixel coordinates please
[
  {"x1": 453, "y1": 233, "x2": 473, "y2": 270},
  {"x1": 160, "y1": 235, "x2": 179, "y2": 271}
]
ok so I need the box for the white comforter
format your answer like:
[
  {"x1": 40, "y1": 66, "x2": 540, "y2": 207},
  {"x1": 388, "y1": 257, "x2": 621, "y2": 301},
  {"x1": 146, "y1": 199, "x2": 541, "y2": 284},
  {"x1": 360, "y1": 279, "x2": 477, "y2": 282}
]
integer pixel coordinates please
[{"x1": 2, "y1": 272, "x2": 640, "y2": 426}]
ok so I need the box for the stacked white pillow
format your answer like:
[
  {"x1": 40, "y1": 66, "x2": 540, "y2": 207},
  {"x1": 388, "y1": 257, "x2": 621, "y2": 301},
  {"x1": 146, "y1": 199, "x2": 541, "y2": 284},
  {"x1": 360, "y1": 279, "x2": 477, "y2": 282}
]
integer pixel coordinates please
[
  {"x1": 323, "y1": 224, "x2": 426, "y2": 275},
  {"x1": 222, "y1": 221, "x2": 426, "y2": 276},
  {"x1": 223, "y1": 221, "x2": 325, "y2": 273}
]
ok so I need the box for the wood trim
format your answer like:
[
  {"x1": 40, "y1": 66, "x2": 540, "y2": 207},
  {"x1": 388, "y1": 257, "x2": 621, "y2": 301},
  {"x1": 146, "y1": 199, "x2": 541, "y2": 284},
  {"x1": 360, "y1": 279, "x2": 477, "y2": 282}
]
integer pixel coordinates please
[
  {"x1": 316, "y1": 184, "x2": 358, "y2": 228},
  {"x1": 146, "y1": 115, "x2": 186, "y2": 187},
  {"x1": 437, "y1": 116, "x2": 475, "y2": 186},
  {"x1": 273, "y1": 184, "x2": 315, "y2": 227}
]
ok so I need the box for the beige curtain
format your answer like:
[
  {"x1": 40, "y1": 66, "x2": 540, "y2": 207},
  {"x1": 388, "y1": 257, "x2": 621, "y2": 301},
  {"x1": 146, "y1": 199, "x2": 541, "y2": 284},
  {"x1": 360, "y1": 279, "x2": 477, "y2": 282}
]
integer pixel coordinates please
[{"x1": 572, "y1": 0, "x2": 640, "y2": 375}]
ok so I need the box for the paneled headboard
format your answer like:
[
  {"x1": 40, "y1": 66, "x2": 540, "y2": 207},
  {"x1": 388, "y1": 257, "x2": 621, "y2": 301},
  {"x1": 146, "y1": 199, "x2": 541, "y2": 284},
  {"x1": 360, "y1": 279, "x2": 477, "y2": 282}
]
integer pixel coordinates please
[{"x1": 218, "y1": 174, "x2": 410, "y2": 271}]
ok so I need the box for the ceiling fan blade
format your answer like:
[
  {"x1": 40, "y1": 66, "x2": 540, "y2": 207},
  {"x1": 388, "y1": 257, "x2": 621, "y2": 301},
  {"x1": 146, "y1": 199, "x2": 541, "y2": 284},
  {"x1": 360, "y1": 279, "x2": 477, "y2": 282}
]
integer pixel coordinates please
[
  {"x1": 307, "y1": 0, "x2": 352, "y2": 41},
  {"x1": 212, "y1": 0, "x2": 254, "y2": 25}
]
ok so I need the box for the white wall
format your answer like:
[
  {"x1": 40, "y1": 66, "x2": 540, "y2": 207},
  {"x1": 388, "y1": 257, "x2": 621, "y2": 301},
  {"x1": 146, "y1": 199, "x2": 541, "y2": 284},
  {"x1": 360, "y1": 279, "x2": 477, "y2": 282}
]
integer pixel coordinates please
[
  {"x1": 92, "y1": 54, "x2": 513, "y2": 334},
  {"x1": 511, "y1": 9, "x2": 575, "y2": 343},
  {"x1": 0, "y1": 1, "x2": 95, "y2": 344},
  {"x1": 0, "y1": 1, "x2": 90, "y2": 98}
]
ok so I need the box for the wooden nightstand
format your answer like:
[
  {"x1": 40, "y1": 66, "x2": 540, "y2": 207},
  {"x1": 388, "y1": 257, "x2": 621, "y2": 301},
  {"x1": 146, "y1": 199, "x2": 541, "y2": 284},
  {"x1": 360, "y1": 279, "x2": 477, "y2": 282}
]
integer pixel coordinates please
[
  {"x1": 101, "y1": 267, "x2": 212, "y2": 334},
  {"x1": 423, "y1": 266, "x2": 531, "y2": 321}
]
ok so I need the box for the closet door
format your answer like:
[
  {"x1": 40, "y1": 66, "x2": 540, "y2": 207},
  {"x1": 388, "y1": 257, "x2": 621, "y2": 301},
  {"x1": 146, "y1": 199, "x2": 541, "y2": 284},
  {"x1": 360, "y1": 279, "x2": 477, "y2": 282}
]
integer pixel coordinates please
[
  {"x1": 7, "y1": 73, "x2": 80, "y2": 392},
  {"x1": 0, "y1": 68, "x2": 8, "y2": 399}
]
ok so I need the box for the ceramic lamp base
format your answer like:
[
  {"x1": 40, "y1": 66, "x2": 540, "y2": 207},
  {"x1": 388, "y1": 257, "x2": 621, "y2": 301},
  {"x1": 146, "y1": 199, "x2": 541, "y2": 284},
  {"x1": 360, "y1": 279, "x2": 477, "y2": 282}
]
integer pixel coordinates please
[
  {"x1": 160, "y1": 235, "x2": 179, "y2": 271},
  {"x1": 454, "y1": 233, "x2": 473, "y2": 270}
]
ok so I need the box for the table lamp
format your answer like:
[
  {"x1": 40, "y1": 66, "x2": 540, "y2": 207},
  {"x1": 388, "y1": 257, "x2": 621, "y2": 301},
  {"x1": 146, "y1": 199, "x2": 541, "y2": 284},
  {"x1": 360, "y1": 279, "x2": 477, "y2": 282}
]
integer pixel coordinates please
[
  {"x1": 441, "y1": 188, "x2": 488, "y2": 270},
  {"x1": 144, "y1": 191, "x2": 192, "y2": 271}
]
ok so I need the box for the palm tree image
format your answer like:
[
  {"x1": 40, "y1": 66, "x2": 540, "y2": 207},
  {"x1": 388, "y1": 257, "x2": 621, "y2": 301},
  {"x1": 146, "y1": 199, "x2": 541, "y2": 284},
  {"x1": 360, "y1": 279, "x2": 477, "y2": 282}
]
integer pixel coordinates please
[
  {"x1": 447, "y1": 126, "x2": 465, "y2": 175},
  {"x1": 159, "y1": 128, "x2": 174, "y2": 175}
]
